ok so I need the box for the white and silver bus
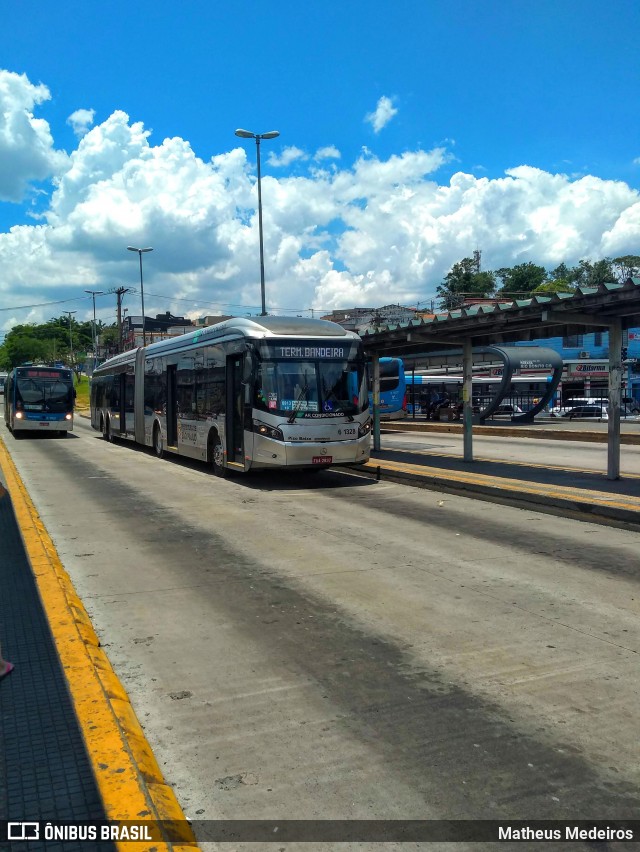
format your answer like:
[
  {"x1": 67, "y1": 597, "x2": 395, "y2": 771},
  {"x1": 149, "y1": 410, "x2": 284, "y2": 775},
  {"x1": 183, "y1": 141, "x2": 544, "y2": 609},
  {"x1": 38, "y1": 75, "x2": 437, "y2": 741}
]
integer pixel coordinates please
[{"x1": 90, "y1": 316, "x2": 371, "y2": 474}]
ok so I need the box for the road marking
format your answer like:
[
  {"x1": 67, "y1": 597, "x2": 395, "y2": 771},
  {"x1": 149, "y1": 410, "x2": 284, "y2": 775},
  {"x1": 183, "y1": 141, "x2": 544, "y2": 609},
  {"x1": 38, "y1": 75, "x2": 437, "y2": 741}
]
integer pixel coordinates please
[
  {"x1": 362, "y1": 458, "x2": 640, "y2": 513},
  {"x1": 0, "y1": 436, "x2": 198, "y2": 852}
]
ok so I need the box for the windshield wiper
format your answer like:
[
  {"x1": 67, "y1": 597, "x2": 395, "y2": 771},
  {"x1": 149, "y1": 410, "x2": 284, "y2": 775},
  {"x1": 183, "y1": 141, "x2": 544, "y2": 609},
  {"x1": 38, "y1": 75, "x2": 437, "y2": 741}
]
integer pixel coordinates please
[{"x1": 287, "y1": 381, "x2": 310, "y2": 423}]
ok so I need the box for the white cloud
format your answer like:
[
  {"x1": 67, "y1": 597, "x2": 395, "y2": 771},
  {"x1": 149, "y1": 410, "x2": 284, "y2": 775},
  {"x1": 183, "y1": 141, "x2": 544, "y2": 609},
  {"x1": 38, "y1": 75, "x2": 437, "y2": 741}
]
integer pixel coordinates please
[
  {"x1": 365, "y1": 96, "x2": 398, "y2": 134},
  {"x1": 67, "y1": 108, "x2": 96, "y2": 137},
  {"x1": 0, "y1": 70, "x2": 68, "y2": 202},
  {"x1": 267, "y1": 146, "x2": 307, "y2": 168},
  {"x1": 1, "y1": 70, "x2": 640, "y2": 330},
  {"x1": 315, "y1": 145, "x2": 341, "y2": 161}
]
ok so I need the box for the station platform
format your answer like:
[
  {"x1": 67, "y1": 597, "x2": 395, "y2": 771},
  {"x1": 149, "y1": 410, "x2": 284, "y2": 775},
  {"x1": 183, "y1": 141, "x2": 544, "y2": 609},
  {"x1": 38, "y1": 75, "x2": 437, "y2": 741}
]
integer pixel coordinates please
[
  {"x1": 0, "y1": 444, "x2": 196, "y2": 851},
  {"x1": 358, "y1": 420, "x2": 640, "y2": 528}
]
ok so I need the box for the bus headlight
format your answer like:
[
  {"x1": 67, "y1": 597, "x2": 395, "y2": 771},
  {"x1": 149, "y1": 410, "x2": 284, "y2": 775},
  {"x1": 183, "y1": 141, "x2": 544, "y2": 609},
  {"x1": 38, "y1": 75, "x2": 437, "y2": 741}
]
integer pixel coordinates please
[
  {"x1": 358, "y1": 419, "x2": 372, "y2": 437},
  {"x1": 253, "y1": 420, "x2": 284, "y2": 441},
  {"x1": 15, "y1": 411, "x2": 24, "y2": 420},
  {"x1": 65, "y1": 413, "x2": 73, "y2": 421}
]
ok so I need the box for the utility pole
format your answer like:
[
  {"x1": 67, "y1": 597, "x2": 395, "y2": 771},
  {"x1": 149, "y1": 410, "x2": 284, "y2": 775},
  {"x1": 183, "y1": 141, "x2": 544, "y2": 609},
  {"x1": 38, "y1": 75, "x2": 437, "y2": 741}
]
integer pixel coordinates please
[
  {"x1": 63, "y1": 311, "x2": 77, "y2": 368},
  {"x1": 110, "y1": 287, "x2": 131, "y2": 353}
]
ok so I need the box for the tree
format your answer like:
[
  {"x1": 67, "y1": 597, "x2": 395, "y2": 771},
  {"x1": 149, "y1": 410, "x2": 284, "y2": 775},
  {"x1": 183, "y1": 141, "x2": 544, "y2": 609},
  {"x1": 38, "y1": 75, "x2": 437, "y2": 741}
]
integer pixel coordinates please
[
  {"x1": 612, "y1": 255, "x2": 640, "y2": 282},
  {"x1": 495, "y1": 262, "x2": 547, "y2": 297},
  {"x1": 2, "y1": 332, "x2": 50, "y2": 368},
  {"x1": 532, "y1": 279, "x2": 577, "y2": 295},
  {"x1": 436, "y1": 257, "x2": 496, "y2": 310},
  {"x1": 573, "y1": 259, "x2": 614, "y2": 288},
  {"x1": 0, "y1": 314, "x2": 95, "y2": 368}
]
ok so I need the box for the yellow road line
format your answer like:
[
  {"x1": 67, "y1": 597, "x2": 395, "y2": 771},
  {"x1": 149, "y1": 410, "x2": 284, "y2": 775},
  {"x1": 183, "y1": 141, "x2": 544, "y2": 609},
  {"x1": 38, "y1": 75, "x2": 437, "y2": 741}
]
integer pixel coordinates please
[
  {"x1": 364, "y1": 458, "x2": 640, "y2": 513},
  {"x1": 0, "y1": 436, "x2": 198, "y2": 852}
]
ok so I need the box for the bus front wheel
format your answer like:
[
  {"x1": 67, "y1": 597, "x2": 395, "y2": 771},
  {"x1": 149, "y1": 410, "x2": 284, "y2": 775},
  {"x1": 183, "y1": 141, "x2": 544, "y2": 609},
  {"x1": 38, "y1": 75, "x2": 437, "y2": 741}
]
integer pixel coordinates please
[
  {"x1": 210, "y1": 433, "x2": 226, "y2": 478},
  {"x1": 103, "y1": 417, "x2": 113, "y2": 443}
]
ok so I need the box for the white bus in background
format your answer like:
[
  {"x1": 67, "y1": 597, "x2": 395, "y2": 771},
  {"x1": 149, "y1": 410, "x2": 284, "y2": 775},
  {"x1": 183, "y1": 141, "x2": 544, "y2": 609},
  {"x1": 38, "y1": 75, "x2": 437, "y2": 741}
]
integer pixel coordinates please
[{"x1": 90, "y1": 316, "x2": 372, "y2": 475}]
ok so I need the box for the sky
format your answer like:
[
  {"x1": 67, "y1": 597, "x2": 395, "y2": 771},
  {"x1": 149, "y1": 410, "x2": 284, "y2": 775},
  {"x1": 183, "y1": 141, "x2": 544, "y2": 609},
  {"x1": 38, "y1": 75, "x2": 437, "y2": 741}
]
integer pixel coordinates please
[{"x1": 1, "y1": 0, "x2": 639, "y2": 339}]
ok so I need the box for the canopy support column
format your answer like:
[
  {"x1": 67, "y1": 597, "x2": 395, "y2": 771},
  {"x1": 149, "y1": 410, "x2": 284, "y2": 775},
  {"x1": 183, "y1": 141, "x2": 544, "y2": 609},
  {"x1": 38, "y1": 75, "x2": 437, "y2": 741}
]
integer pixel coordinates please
[
  {"x1": 607, "y1": 321, "x2": 622, "y2": 481},
  {"x1": 372, "y1": 354, "x2": 381, "y2": 452},
  {"x1": 463, "y1": 338, "x2": 474, "y2": 462}
]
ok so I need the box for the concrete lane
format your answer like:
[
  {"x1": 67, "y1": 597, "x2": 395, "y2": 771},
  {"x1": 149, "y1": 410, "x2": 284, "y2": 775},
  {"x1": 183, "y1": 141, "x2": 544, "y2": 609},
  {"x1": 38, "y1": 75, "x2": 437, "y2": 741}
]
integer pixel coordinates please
[{"x1": 3, "y1": 418, "x2": 640, "y2": 844}]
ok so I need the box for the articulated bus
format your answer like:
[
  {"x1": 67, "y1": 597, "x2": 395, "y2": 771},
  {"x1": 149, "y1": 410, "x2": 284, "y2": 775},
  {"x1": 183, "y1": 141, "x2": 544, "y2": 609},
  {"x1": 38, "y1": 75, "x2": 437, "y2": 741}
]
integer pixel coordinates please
[
  {"x1": 90, "y1": 316, "x2": 371, "y2": 475},
  {"x1": 368, "y1": 356, "x2": 407, "y2": 420},
  {"x1": 4, "y1": 365, "x2": 75, "y2": 436}
]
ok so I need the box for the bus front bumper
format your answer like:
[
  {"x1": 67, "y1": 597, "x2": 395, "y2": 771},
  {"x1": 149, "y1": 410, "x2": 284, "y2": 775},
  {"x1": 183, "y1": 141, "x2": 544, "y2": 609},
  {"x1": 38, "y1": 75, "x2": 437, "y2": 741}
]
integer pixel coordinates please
[
  {"x1": 250, "y1": 434, "x2": 370, "y2": 469},
  {"x1": 14, "y1": 415, "x2": 73, "y2": 431}
]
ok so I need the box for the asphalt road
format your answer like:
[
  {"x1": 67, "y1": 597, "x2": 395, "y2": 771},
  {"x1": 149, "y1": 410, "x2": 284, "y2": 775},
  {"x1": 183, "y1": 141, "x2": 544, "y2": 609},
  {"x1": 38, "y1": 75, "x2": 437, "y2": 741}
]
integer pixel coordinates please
[{"x1": 3, "y1": 418, "x2": 640, "y2": 847}]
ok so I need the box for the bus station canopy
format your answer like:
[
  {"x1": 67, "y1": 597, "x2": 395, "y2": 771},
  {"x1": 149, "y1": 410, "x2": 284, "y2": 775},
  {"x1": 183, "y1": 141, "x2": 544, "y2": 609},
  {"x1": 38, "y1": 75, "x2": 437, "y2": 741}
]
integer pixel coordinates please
[
  {"x1": 360, "y1": 278, "x2": 640, "y2": 355},
  {"x1": 360, "y1": 278, "x2": 640, "y2": 481}
]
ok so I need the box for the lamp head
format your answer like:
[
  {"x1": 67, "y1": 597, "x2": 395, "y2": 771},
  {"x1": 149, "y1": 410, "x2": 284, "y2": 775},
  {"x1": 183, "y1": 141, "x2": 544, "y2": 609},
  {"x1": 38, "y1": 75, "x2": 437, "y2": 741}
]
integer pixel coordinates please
[{"x1": 235, "y1": 129, "x2": 255, "y2": 139}]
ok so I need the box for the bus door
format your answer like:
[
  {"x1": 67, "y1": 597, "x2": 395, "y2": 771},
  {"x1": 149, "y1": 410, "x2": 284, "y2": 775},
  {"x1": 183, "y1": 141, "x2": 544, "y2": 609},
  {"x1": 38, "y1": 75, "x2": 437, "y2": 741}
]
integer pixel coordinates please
[
  {"x1": 166, "y1": 365, "x2": 178, "y2": 446},
  {"x1": 118, "y1": 374, "x2": 127, "y2": 434},
  {"x1": 226, "y1": 354, "x2": 244, "y2": 464}
]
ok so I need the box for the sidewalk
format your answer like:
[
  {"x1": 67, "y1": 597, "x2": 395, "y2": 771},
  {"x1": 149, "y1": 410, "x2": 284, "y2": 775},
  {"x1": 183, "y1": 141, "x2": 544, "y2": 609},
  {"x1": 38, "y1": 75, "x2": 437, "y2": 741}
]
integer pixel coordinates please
[
  {"x1": 0, "y1": 440, "x2": 197, "y2": 852},
  {"x1": 357, "y1": 422, "x2": 640, "y2": 528},
  {"x1": 0, "y1": 477, "x2": 114, "y2": 851}
]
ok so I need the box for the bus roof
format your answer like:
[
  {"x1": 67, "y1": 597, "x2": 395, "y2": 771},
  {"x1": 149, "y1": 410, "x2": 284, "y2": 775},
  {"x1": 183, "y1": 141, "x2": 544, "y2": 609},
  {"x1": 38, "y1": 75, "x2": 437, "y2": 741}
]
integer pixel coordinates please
[{"x1": 94, "y1": 316, "x2": 361, "y2": 375}]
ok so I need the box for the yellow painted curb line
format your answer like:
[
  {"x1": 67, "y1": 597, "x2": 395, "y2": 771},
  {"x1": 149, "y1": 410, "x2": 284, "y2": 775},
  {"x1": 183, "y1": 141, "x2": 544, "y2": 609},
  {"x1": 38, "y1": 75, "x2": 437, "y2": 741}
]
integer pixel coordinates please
[
  {"x1": 0, "y1": 436, "x2": 198, "y2": 852},
  {"x1": 364, "y1": 457, "x2": 640, "y2": 514}
]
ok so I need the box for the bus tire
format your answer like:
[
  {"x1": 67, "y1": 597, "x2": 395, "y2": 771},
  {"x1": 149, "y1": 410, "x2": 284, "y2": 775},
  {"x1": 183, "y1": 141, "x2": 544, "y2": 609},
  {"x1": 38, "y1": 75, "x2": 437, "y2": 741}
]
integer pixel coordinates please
[
  {"x1": 210, "y1": 431, "x2": 226, "y2": 478},
  {"x1": 153, "y1": 424, "x2": 164, "y2": 459},
  {"x1": 103, "y1": 416, "x2": 113, "y2": 442}
]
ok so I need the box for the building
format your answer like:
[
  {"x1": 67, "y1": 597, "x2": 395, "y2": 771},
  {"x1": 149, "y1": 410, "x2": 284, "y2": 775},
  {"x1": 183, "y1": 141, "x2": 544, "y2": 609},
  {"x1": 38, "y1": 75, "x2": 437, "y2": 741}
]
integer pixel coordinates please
[{"x1": 122, "y1": 312, "x2": 195, "y2": 349}]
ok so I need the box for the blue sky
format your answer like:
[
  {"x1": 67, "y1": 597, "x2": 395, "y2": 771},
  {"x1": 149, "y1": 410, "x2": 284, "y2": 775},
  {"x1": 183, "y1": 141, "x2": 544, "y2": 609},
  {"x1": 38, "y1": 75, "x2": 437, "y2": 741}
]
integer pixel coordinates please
[{"x1": 0, "y1": 0, "x2": 639, "y2": 332}]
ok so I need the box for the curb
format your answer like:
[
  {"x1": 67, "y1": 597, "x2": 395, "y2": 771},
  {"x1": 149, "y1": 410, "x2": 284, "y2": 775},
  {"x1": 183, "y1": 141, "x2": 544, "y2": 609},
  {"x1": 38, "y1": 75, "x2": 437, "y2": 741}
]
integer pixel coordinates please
[{"x1": 0, "y1": 436, "x2": 198, "y2": 851}]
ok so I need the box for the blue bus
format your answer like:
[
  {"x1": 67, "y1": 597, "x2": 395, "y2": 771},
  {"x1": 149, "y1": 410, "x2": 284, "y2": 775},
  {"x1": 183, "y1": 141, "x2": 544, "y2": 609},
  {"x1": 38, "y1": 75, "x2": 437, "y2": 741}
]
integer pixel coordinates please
[
  {"x1": 4, "y1": 365, "x2": 75, "y2": 436},
  {"x1": 369, "y1": 356, "x2": 407, "y2": 420}
]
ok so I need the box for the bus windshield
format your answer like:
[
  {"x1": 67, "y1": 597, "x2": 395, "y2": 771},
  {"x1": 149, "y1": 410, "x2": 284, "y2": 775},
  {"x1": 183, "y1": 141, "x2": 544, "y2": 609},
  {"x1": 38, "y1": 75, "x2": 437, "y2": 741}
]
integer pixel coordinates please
[
  {"x1": 15, "y1": 370, "x2": 74, "y2": 413},
  {"x1": 254, "y1": 356, "x2": 368, "y2": 418}
]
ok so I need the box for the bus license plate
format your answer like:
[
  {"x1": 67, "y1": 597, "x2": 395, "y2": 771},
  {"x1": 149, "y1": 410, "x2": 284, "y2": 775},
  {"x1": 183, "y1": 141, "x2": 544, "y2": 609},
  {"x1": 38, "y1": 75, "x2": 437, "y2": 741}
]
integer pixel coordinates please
[
  {"x1": 39, "y1": 422, "x2": 49, "y2": 427},
  {"x1": 312, "y1": 456, "x2": 332, "y2": 464}
]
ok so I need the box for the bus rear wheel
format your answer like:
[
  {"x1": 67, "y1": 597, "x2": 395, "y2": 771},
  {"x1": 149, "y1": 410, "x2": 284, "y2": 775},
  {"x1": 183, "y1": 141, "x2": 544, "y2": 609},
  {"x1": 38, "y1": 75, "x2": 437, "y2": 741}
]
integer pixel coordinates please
[
  {"x1": 210, "y1": 432, "x2": 226, "y2": 478},
  {"x1": 153, "y1": 425, "x2": 164, "y2": 458}
]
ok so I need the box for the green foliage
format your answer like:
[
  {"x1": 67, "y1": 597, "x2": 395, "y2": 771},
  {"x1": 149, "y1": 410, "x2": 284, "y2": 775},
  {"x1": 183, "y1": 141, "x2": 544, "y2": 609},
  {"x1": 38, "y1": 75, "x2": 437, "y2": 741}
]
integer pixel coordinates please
[
  {"x1": 495, "y1": 262, "x2": 547, "y2": 296},
  {"x1": 0, "y1": 315, "x2": 95, "y2": 369},
  {"x1": 532, "y1": 279, "x2": 576, "y2": 294},
  {"x1": 436, "y1": 257, "x2": 496, "y2": 310},
  {"x1": 612, "y1": 255, "x2": 640, "y2": 282},
  {"x1": 437, "y1": 254, "x2": 625, "y2": 310}
]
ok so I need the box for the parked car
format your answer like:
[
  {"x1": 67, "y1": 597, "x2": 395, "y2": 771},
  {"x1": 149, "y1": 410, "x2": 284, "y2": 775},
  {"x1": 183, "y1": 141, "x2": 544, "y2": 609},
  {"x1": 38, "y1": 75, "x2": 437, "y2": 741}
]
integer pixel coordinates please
[
  {"x1": 561, "y1": 404, "x2": 638, "y2": 420},
  {"x1": 551, "y1": 398, "x2": 607, "y2": 417},
  {"x1": 622, "y1": 396, "x2": 640, "y2": 414}
]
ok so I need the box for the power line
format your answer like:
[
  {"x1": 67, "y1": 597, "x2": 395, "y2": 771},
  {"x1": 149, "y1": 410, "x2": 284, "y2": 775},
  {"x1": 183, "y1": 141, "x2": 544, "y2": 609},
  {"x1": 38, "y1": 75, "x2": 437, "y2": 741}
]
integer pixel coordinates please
[{"x1": 0, "y1": 294, "x2": 94, "y2": 312}]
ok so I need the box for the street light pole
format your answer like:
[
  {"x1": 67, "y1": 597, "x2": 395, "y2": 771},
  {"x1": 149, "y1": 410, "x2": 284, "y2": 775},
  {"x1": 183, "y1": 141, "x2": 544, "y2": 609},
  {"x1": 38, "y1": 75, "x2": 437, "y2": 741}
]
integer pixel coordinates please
[
  {"x1": 63, "y1": 310, "x2": 77, "y2": 369},
  {"x1": 235, "y1": 129, "x2": 280, "y2": 316},
  {"x1": 127, "y1": 246, "x2": 153, "y2": 345},
  {"x1": 84, "y1": 289, "x2": 104, "y2": 372}
]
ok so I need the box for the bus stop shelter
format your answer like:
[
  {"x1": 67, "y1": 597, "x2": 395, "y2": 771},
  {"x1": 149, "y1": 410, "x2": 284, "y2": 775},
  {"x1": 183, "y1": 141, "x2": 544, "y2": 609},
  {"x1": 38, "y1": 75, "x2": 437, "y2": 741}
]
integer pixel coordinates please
[{"x1": 362, "y1": 278, "x2": 640, "y2": 480}]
